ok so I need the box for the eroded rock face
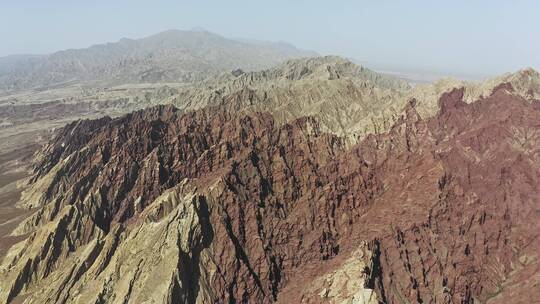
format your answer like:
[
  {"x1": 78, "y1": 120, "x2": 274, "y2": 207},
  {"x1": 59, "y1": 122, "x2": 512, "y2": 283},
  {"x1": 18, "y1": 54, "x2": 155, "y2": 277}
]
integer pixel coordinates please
[
  {"x1": 159, "y1": 58, "x2": 540, "y2": 144},
  {"x1": 1, "y1": 86, "x2": 539, "y2": 303},
  {"x1": 168, "y1": 56, "x2": 412, "y2": 143}
]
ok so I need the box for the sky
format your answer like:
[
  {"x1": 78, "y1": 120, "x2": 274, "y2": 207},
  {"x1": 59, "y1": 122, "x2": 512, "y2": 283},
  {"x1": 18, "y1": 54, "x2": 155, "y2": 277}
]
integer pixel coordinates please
[{"x1": 1, "y1": 0, "x2": 539, "y2": 78}]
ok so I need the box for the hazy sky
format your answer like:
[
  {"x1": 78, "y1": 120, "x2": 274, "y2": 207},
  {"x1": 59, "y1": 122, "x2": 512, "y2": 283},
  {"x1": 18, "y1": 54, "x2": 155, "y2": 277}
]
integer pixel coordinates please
[{"x1": 1, "y1": 0, "x2": 539, "y2": 77}]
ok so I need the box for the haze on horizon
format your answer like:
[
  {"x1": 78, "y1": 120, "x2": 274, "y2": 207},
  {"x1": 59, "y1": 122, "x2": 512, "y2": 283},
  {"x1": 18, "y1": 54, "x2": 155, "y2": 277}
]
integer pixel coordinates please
[{"x1": 1, "y1": 0, "x2": 539, "y2": 79}]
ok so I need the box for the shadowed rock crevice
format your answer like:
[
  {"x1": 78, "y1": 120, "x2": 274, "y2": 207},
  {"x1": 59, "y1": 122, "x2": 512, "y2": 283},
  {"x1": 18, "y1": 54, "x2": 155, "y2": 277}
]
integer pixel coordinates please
[{"x1": 174, "y1": 196, "x2": 214, "y2": 304}]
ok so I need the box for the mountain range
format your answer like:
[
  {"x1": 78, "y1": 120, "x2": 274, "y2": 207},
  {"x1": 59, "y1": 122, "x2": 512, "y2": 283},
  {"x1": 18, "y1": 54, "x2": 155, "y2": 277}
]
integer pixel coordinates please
[
  {"x1": 0, "y1": 29, "x2": 316, "y2": 92},
  {"x1": 0, "y1": 30, "x2": 539, "y2": 304}
]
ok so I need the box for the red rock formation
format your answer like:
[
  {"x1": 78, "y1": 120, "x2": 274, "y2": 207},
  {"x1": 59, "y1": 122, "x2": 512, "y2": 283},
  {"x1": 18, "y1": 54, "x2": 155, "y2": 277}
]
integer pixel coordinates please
[
  {"x1": 345, "y1": 86, "x2": 540, "y2": 303},
  {"x1": 3, "y1": 86, "x2": 539, "y2": 303}
]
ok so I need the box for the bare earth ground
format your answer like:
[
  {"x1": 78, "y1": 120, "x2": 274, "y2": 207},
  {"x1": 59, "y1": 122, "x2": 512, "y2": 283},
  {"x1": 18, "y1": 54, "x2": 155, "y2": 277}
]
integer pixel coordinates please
[
  {"x1": 0, "y1": 141, "x2": 38, "y2": 261},
  {"x1": 0, "y1": 131, "x2": 42, "y2": 304}
]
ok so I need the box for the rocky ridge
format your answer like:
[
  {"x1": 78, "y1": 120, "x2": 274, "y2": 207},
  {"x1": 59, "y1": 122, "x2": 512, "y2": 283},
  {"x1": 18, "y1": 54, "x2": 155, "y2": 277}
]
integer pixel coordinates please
[
  {"x1": 1, "y1": 82, "x2": 539, "y2": 303},
  {"x1": 3, "y1": 56, "x2": 539, "y2": 150},
  {"x1": 159, "y1": 56, "x2": 414, "y2": 142},
  {"x1": 145, "y1": 57, "x2": 540, "y2": 143},
  {"x1": 408, "y1": 67, "x2": 540, "y2": 118}
]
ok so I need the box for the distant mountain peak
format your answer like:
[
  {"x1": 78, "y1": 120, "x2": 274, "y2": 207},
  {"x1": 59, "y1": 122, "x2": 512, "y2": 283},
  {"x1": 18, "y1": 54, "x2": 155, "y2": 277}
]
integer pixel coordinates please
[{"x1": 0, "y1": 29, "x2": 316, "y2": 92}]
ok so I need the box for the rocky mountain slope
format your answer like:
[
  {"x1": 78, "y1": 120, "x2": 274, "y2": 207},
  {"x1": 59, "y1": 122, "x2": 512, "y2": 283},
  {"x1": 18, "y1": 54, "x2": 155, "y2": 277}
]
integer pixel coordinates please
[
  {"x1": 407, "y1": 67, "x2": 540, "y2": 118},
  {"x1": 1, "y1": 81, "x2": 539, "y2": 303},
  {"x1": 0, "y1": 29, "x2": 315, "y2": 92},
  {"x1": 0, "y1": 56, "x2": 412, "y2": 176},
  {"x1": 143, "y1": 56, "x2": 540, "y2": 143},
  {"x1": 161, "y1": 56, "x2": 411, "y2": 141},
  {"x1": 2, "y1": 56, "x2": 538, "y2": 148}
]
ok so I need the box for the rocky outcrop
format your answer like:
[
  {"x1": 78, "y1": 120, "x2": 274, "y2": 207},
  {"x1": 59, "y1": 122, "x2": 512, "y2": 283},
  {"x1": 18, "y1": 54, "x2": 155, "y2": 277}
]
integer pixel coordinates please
[
  {"x1": 1, "y1": 85, "x2": 539, "y2": 303},
  {"x1": 297, "y1": 241, "x2": 381, "y2": 304},
  {"x1": 1, "y1": 103, "x2": 350, "y2": 303}
]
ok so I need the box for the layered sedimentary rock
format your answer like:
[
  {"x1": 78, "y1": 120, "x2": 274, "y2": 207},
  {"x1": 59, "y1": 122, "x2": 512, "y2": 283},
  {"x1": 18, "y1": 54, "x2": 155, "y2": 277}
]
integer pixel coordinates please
[
  {"x1": 166, "y1": 56, "x2": 412, "y2": 142},
  {"x1": 153, "y1": 57, "x2": 540, "y2": 144},
  {"x1": 407, "y1": 67, "x2": 540, "y2": 119},
  {"x1": 1, "y1": 82, "x2": 539, "y2": 303}
]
